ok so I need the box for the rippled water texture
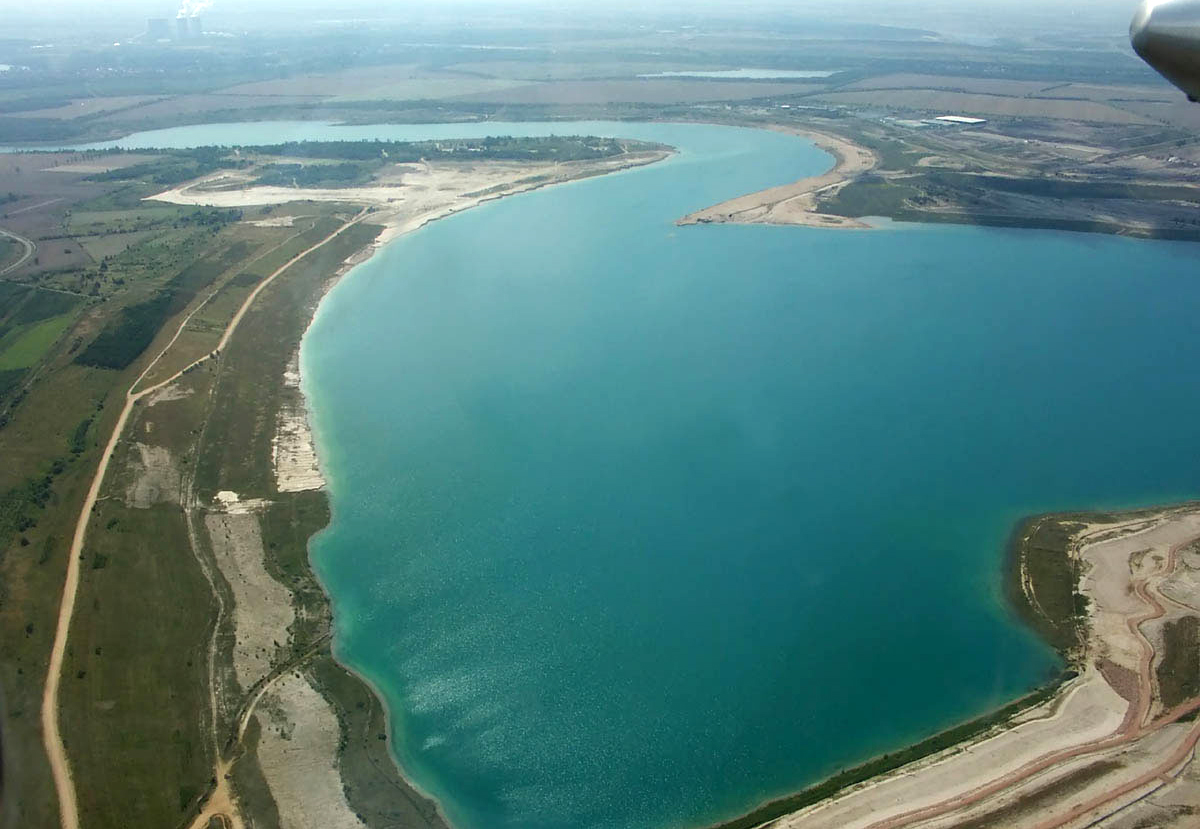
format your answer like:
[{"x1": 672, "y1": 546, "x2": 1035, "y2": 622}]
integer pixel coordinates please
[{"x1": 102, "y1": 120, "x2": 1200, "y2": 829}]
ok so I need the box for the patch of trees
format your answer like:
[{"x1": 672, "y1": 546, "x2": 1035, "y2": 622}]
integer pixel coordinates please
[
  {"x1": 69, "y1": 417, "x2": 93, "y2": 455},
  {"x1": 88, "y1": 148, "x2": 251, "y2": 187},
  {"x1": 253, "y1": 162, "x2": 371, "y2": 188},
  {"x1": 0, "y1": 469, "x2": 56, "y2": 545},
  {"x1": 0, "y1": 117, "x2": 87, "y2": 144},
  {"x1": 242, "y1": 136, "x2": 632, "y2": 163},
  {"x1": 75, "y1": 291, "x2": 174, "y2": 370},
  {"x1": 76, "y1": 241, "x2": 250, "y2": 370},
  {"x1": 0, "y1": 368, "x2": 25, "y2": 403},
  {"x1": 925, "y1": 172, "x2": 1200, "y2": 204}
]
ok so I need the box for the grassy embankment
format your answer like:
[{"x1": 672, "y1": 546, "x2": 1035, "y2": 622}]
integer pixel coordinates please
[
  {"x1": 51, "y1": 204, "x2": 380, "y2": 829},
  {"x1": 818, "y1": 171, "x2": 1200, "y2": 242},
  {"x1": 52, "y1": 213, "x2": 349, "y2": 829},
  {"x1": 0, "y1": 195, "x2": 314, "y2": 829},
  {"x1": 185, "y1": 211, "x2": 447, "y2": 829}
]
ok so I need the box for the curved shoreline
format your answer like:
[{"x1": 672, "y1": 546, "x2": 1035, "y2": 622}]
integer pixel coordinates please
[
  {"x1": 676, "y1": 127, "x2": 878, "y2": 229},
  {"x1": 704, "y1": 503, "x2": 1200, "y2": 829},
  {"x1": 127, "y1": 120, "x2": 1200, "y2": 829},
  {"x1": 287, "y1": 125, "x2": 1200, "y2": 829},
  {"x1": 185, "y1": 147, "x2": 676, "y2": 829}
]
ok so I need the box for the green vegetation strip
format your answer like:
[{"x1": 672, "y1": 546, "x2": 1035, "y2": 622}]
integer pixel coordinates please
[
  {"x1": 0, "y1": 314, "x2": 77, "y2": 370},
  {"x1": 1005, "y1": 517, "x2": 1089, "y2": 656},
  {"x1": 1158, "y1": 615, "x2": 1200, "y2": 709},
  {"x1": 707, "y1": 671, "x2": 1076, "y2": 829}
]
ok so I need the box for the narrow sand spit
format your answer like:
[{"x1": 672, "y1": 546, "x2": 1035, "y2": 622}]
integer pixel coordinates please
[
  {"x1": 754, "y1": 507, "x2": 1200, "y2": 829},
  {"x1": 677, "y1": 128, "x2": 877, "y2": 229}
]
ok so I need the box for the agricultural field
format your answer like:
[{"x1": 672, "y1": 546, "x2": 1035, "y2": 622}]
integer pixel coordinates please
[
  {"x1": 0, "y1": 96, "x2": 165, "y2": 121},
  {"x1": 0, "y1": 236, "x2": 16, "y2": 268},
  {"x1": 813, "y1": 89, "x2": 1154, "y2": 124},
  {"x1": 0, "y1": 194, "x2": 334, "y2": 828},
  {"x1": 452, "y1": 79, "x2": 824, "y2": 105}
]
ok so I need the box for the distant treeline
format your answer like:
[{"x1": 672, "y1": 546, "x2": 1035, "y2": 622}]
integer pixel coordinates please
[
  {"x1": 87, "y1": 147, "x2": 250, "y2": 187},
  {"x1": 252, "y1": 162, "x2": 371, "y2": 189},
  {"x1": 84, "y1": 137, "x2": 646, "y2": 189},
  {"x1": 241, "y1": 136, "x2": 634, "y2": 162}
]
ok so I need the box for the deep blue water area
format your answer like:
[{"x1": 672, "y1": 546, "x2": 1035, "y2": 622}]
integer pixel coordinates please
[{"x1": 92, "y1": 121, "x2": 1200, "y2": 829}]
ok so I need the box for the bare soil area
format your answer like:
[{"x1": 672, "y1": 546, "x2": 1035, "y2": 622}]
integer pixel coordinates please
[
  {"x1": 753, "y1": 508, "x2": 1200, "y2": 829},
  {"x1": 204, "y1": 508, "x2": 295, "y2": 692}
]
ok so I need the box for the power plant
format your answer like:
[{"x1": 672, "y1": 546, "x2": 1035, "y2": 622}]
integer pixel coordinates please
[
  {"x1": 147, "y1": 0, "x2": 211, "y2": 41},
  {"x1": 174, "y1": 15, "x2": 203, "y2": 39}
]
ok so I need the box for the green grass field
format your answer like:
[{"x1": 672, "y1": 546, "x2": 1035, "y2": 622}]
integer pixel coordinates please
[
  {"x1": 0, "y1": 237, "x2": 17, "y2": 268},
  {"x1": 0, "y1": 314, "x2": 78, "y2": 370}
]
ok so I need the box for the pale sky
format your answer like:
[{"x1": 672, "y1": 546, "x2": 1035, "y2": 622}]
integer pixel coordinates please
[{"x1": 0, "y1": 0, "x2": 1142, "y2": 42}]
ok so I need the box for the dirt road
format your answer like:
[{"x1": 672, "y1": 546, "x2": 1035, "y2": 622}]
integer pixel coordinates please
[
  {"x1": 0, "y1": 227, "x2": 35, "y2": 276},
  {"x1": 40, "y1": 211, "x2": 367, "y2": 829},
  {"x1": 859, "y1": 530, "x2": 1200, "y2": 829}
]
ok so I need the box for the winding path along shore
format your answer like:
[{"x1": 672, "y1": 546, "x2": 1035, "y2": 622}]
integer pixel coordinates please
[
  {"x1": 40, "y1": 148, "x2": 671, "y2": 829},
  {"x1": 40, "y1": 210, "x2": 370, "y2": 829},
  {"x1": 677, "y1": 128, "x2": 877, "y2": 229}
]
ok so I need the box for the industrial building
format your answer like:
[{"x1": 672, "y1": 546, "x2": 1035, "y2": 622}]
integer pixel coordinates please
[{"x1": 172, "y1": 16, "x2": 203, "y2": 39}]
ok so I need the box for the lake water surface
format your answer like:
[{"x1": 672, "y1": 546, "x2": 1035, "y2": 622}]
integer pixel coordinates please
[{"x1": 94, "y1": 121, "x2": 1200, "y2": 829}]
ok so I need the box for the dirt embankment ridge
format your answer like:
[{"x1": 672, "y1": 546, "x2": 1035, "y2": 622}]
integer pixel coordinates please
[
  {"x1": 677, "y1": 128, "x2": 878, "y2": 229},
  {"x1": 711, "y1": 505, "x2": 1200, "y2": 829}
]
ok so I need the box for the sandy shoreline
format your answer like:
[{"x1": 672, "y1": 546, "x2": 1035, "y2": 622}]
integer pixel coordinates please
[
  {"x1": 143, "y1": 148, "x2": 674, "y2": 829},
  {"x1": 152, "y1": 149, "x2": 671, "y2": 244},
  {"x1": 151, "y1": 126, "x2": 1200, "y2": 829},
  {"x1": 710, "y1": 505, "x2": 1200, "y2": 829},
  {"x1": 677, "y1": 127, "x2": 878, "y2": 229}
]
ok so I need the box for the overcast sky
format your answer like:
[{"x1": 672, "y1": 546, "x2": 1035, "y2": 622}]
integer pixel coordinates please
[{"x1": 0, "y1": 0, "x2": 1142, "y2": 42}]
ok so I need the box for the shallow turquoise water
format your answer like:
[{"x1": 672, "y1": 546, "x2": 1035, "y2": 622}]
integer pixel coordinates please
[{"x1": 92, "y1": 121, "x2": 1200, "y2": 828}]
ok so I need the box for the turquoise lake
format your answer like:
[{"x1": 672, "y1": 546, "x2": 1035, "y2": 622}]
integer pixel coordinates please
[{"x1": 94, "y1": 121, "x2": 1200, "y2": 829}]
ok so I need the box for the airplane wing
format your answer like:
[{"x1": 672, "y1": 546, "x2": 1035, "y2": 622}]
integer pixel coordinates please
[{"x1": 1132, "y1": 0, "x2": 1200, "y2": 101}]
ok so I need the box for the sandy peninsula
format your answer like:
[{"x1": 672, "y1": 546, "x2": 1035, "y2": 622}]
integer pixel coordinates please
[
  {"x1": 151, "y1": 149, "x2": 671, "y2": 244},
  {"x1": 716, "y1": 506, "x2": 1200, "y2": 829},
  {"x1": 677, "y1": 128, "x2": 878, "y2": 229}
]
